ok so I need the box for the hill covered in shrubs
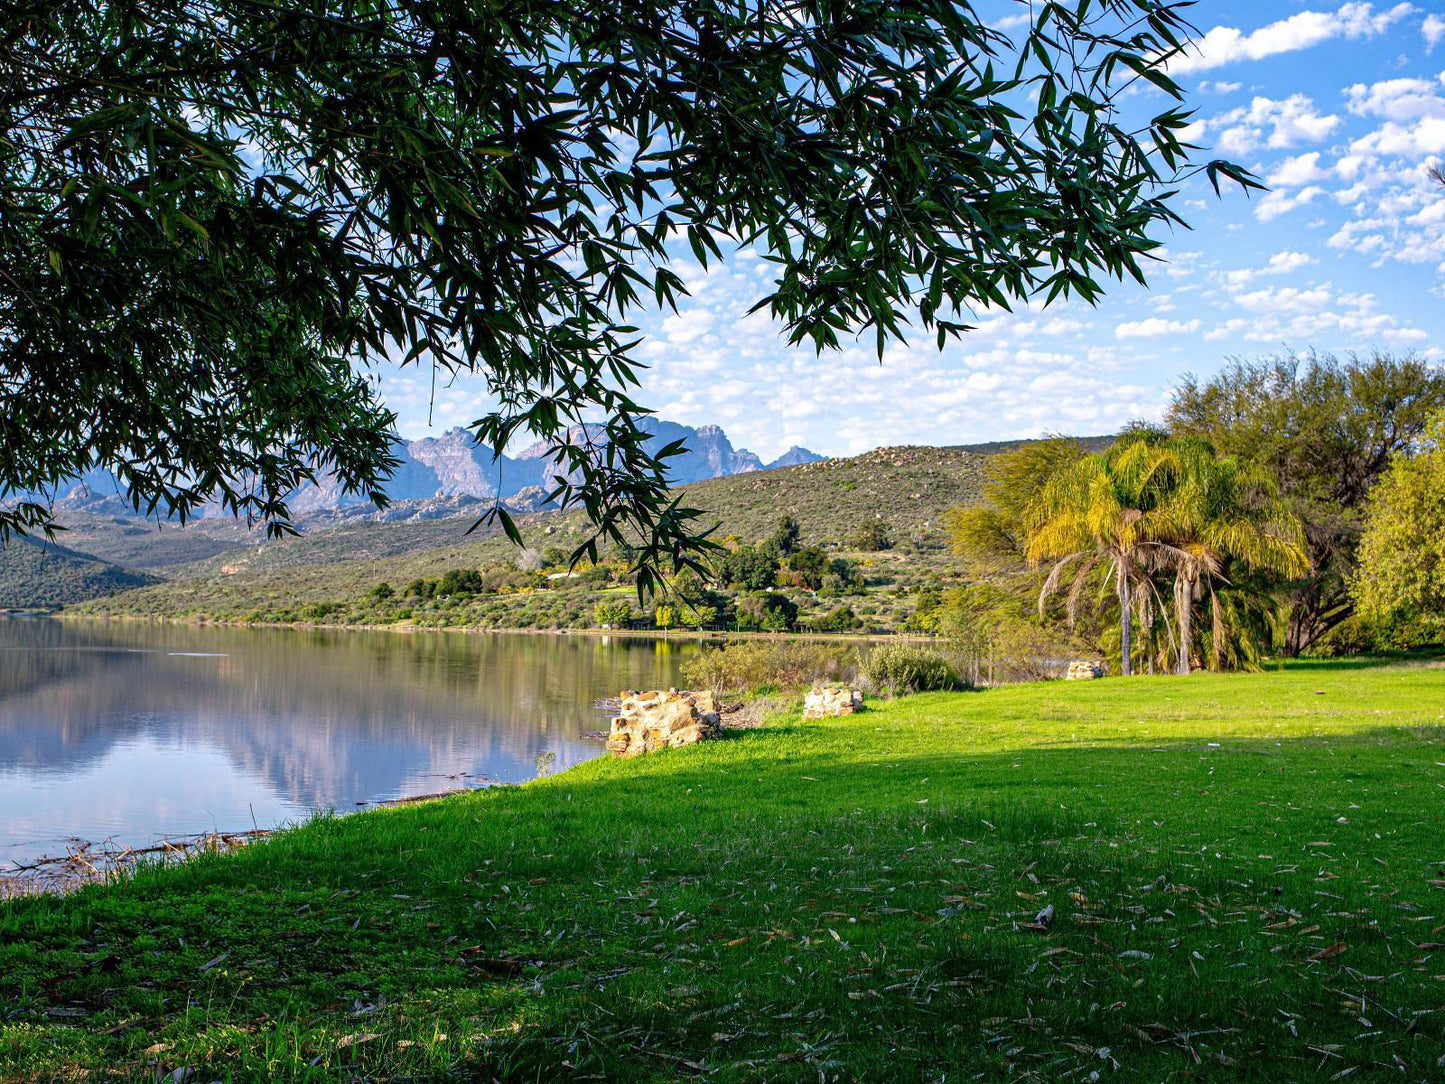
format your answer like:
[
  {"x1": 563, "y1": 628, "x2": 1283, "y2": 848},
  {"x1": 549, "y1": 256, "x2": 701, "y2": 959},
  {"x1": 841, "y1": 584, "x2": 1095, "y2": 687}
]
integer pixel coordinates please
[
  {"x1": 55, "y1": 444, "x2": 1001, "y2": 631},
  {"x1": 0, "y1": 536, "x2": 158, "y2": 609}
]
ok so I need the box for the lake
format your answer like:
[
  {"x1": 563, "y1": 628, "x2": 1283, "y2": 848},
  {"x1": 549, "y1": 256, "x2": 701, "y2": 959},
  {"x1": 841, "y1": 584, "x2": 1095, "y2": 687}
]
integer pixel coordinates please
[{"x1": 0, "y1": 617, "x2": 697, "y2": 871}]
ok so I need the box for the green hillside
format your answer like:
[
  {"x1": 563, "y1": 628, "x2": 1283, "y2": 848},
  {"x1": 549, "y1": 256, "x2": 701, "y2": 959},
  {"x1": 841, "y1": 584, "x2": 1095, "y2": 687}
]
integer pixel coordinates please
[
  {"x1": 37, "y1": 511, "x2": 255, "y2": 569},
  {"x1": 60, "y1": 445, "x2": 993, "y2": 629},
  {"x1": 0, "y1": 536, "x2": 159, "y2": 609},
  {"x1": 678, "y1": 444, "x2": 988, "y2": 548}
]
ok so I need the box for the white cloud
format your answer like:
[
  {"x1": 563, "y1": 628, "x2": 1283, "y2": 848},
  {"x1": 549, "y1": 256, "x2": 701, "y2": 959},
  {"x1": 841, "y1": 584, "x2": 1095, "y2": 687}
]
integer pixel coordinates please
[
  {"x1": 1198, "y1": 80, "x2": 1244, "y2": 94},
  {"x1": 1267, "y1": 151, "x2": 1330, "y2": 187},
  {"x1": 1425, "y1": 13, "x2": 1445, "y2": 49},
  {"x1": 1209, "y1": 94, "x2": 1341, "y2": 155},
  {"x1": 1351, "y1": 117, "x2": 1445, "y2": 157},
  {"x1": 1255, "y1": 185, "x2": 1328, "y2": 221},
  {"x1": 1205, "y1": 277, "x2": 1430, "y2": 348},
  {"x1": 660, "y1": 309, "x2": 715, "y2": 344},
  {"x1": 1345, "y1": 76, "x2": 1445, "y2": 121},
  {"x1": 1231, "y1": 285, "x2": 1333, "y2": 314},
  {"x1": 1114, "y1": 317, "x2": 1202, "y2": 339},
  {"x1": 1218, "y1": 250, "x2": 1318, "y2": 287},
  {"x1": 1168, "y1": 3, "x2": 1416, "y2": 74}
]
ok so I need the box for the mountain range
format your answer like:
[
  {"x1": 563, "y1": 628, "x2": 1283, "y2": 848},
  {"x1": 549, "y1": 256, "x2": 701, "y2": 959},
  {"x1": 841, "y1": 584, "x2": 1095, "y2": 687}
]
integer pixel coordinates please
[{"x1": 40, "y1": 419, "x2": 824, "y2": 520}]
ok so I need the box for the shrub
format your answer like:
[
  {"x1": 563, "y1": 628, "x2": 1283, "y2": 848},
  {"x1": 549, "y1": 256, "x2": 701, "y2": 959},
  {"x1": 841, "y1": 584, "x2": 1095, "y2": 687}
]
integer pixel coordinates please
[
  {"x1": 370, "y1": 581, "x2": 395, "y2": 601},
  {"x1": 439, "y1": 568, "x2": 485, "y2": 596},
  {"x1": 580, "y1": 565, "x2": 613, "y2": 588},
  {"x1": 854, "y1": 519, "x2": 893, "y2": 551},
  {"x1": 808, "y1": 605, "x2": 862, "y2": 632},
  {"x1": 786, "y1": 546, "x2": 829, "y2": 589},
  {"x1": 594, "y1": 600, "x2": 633, "y2": 627},
  {"x1": 736, "y1": 592, "x2": 797, "y2": 631},
  {"x1": 865, "y1": 644, "x2": 961, "y2": 695},
  {"x1": 720, "y1": 545, "x2": 780, "y2": 591},
  {"x1": 682, "y1": 640, "x2": 861, "y2": 697}
]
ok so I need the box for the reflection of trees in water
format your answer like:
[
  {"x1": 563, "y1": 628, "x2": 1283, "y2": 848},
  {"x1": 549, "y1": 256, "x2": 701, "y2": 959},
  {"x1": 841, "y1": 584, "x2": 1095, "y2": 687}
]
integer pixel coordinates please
[
  {"x1": 0, "y1": 619, "x2": 696, "y2": 809},
  {"x1": 0, "y1": 616, "x2": 153, "y2": 700}
]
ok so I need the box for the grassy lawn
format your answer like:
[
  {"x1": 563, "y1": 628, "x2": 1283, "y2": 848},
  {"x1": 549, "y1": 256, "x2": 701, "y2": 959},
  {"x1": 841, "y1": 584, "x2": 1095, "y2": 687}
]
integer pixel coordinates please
[{"x1": 3, "y1": 659, "x2": 1444, "y2": 1081}]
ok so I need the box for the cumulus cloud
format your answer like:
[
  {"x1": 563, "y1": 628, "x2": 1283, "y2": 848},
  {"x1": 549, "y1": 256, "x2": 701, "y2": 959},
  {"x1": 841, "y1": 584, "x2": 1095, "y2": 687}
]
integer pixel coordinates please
[
  {"x1": 1205, "y1": 276, "x2": 1430, "y2": 348},
  {"x1": 1425, "y1": 13, "x2": 1445, "y2": 49},
  {"x1": 1208, "y1": 95, "x2": 1341, "y2": 155},
  {"x1": 1351, "y1": 118, "x2": 1445, "y2": 157},
  {"x1": 1168, "y1": 3, "x2": 1416, "y2": 74},
  {"x1": 1114, "y1": 317, "x2": 1202, "y2": 339},
  {"x1": 1267, "y1": 152, "x2": 1331, "y2": 188},
  {"x1": 1218, "y1": 250, "x2": 1318, "y2": 287},
  {"x1": 1255, "y1": 185, "x2": 1328, "y2": 222},
  {"x1": 1345, "y1": 76, "x2": 1445, "y2": 121}
]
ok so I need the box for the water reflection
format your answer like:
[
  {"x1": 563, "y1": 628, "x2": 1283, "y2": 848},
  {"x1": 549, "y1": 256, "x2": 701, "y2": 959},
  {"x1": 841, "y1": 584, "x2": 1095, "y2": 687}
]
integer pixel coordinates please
[{"x1": 0, "y1": 618, "x2": 694, "y2": 867}]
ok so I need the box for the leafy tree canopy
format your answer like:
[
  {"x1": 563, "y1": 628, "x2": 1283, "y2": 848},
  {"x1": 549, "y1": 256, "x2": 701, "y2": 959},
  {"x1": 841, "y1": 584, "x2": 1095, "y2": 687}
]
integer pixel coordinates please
[
  {"x1": 2, "y1": 0, "x2": 1250, "y2": 589},
  {"x1": 1352, "y1": 413, "x2": 1445, "y2": 634},
  {"x1": 1167, "y1": 352, "x2": 1445, "y2": 653}
]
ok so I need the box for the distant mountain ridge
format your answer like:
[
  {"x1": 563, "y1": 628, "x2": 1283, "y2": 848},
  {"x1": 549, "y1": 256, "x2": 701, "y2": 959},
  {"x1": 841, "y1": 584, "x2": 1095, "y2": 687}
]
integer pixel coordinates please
[{"x1": 31, "y1": 419, "x2": 825, "y2": 520}]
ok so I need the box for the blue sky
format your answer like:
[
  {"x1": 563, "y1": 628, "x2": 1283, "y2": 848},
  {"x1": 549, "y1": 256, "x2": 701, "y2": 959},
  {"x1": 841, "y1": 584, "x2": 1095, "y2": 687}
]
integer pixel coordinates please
[{"x1": 378, "y1": 1, "x2": 1445, "y2": 462}]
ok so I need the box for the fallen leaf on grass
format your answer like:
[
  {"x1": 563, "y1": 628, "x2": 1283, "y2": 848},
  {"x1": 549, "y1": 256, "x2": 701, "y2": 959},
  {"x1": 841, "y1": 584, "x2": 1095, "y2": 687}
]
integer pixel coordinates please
[
  {"x1": 1310, "y1": 942, "x2": 1348, "y2": 961},
  {"x1": 338, "y1": 1033, "x2": 379, "y2": 1049}
]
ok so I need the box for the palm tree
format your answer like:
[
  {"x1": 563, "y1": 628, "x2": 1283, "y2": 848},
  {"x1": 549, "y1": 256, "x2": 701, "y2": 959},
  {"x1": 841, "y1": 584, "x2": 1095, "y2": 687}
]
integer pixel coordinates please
[
  {"x1": 1024, "y1": 439, "x2": 1175, "y2": 676},
  {"x1": 1150, "y1": 439, "x2": 1310, "y2": 674}
]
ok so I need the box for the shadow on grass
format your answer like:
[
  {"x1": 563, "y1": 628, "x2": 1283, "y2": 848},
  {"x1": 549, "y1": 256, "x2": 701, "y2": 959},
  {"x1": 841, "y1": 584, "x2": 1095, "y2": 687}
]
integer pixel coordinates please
[
  {"x1": 3, "y1": 709, "x2": 1444, "y2": 1082},
  {"x1": 1265, "y1": 647, "x2": 1445, "y2": 671}
]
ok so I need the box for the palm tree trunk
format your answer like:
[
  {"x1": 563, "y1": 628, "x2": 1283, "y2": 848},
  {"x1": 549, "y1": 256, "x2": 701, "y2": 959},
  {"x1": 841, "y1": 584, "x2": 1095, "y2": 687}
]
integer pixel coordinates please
[
  {"x1": 1117, "y1": 560, "x2": 1132, "y2": 677},
  {"x1": 1211, "y1": 589, "x2": 1226, "y2": 670},
  {"x1": 1174, "y1": 575, "x2": 1193, "y2": 676}
]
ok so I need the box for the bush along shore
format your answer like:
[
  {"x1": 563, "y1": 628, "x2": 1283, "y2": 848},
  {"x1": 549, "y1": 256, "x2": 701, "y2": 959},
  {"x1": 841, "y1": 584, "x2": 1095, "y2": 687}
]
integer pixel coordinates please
[{"x1": 3, "y1": 657, "x2": 1445, "y2": 1082}]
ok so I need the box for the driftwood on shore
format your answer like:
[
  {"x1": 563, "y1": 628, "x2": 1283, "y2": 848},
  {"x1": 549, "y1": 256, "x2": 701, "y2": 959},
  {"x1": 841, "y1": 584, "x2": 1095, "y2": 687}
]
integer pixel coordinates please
[
  {"x1": 0, "y1": 830, "x2": 272, "y2": 900},
  {"x1": 1, "y1": 783, "x2": 523, "y2": 899}
]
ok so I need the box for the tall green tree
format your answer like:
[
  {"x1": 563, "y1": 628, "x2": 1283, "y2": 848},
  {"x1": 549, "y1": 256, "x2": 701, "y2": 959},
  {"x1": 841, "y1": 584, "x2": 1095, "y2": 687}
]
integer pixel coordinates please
[
  {"x1": 946, "y1": 437, "x2": 1089, "y2": 579},
  {"x1": 1023, "y1": 439, "x2": 1175, "y2": 676},
  {"x1": 3, "y1": 0, "x2": 1253, "y2": 583},
  {"x1": 1167, "y1": 353, "x2": 1445, "y2": 654},
  {"x1": 1352, "y1": 413, "x2": 1445, "y2": 637},
  {"x1": 1151, "y1": 440, "x2": 1308, "y2": 674}
]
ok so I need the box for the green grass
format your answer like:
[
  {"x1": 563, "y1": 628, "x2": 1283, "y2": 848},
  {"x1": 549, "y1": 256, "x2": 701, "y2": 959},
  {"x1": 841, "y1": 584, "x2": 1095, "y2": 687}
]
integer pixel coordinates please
[{"x1": 4, "y1": 659, "x2": 1445, "y2": 1081}]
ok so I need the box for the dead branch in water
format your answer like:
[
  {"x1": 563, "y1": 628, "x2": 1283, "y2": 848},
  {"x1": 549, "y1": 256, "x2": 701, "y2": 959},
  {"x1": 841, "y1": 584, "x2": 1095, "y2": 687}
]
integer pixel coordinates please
[{"x1": 1, "y1": 829, "x2": 272, "y2": 899}]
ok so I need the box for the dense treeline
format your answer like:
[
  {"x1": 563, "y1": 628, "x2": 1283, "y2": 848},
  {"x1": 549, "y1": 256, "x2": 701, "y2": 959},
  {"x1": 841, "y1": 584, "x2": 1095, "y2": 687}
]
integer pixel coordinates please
[{"x1": 944, "y1": 352, "x2": 1445, "y2": 676}]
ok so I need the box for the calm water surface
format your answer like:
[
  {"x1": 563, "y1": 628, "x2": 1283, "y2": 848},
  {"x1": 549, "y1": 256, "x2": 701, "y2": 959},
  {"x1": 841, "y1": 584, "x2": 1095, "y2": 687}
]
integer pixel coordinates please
[{"x1": 0, "y1": 617, "x2": 696, "y2": 869}]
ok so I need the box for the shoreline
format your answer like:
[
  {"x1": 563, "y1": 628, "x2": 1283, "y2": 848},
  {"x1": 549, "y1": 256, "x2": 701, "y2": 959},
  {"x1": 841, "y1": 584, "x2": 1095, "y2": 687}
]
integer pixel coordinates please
[
  {"x1": 0, "y1": 699, "x2": 776, "y2": 899},
  {"x1": 0, "y1": 782, "x2": 519, "y2": 900},
  {"x1": 46, "y1": 610, "x2": 937, "y2": 643}
]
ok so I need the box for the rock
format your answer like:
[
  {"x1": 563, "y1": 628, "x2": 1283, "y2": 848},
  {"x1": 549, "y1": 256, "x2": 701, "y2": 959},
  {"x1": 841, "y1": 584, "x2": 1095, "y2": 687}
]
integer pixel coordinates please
[
  {"x1": 1065, "y1": 660, "x2": 1107, "y2": 681},
  {"x1": 605, "y1": 690, "x2": 721, "y2": 757},
  {"x1": 802, "y1": 685, "x2": 864, "y2": 720}
]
